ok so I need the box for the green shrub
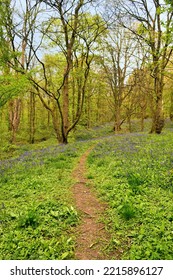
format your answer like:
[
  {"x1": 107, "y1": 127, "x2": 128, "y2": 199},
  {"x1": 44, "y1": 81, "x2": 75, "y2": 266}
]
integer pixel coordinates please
[
  {"x1": 118, "y1": 202, "x2": 136, "y2": 220},
  {"x1": 18, "y1": 208, "x2": 39, "y2": 228}
]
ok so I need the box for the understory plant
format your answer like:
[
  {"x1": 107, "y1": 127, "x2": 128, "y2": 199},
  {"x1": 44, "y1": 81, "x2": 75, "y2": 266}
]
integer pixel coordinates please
[
  {"x1": 87, "y1": 131, "x2": 173, "y2": 259},
  {"x1": 0, "y1": 141, "x2": 90, "y2": 259}
]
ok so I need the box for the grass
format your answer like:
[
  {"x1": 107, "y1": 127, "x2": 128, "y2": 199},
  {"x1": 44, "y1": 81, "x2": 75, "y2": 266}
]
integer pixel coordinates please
[
  {"x1": 1, "y1": 120, "x2": 173, "y2": 260},
  {"x1": 87, "y1": 130, "x2": 173, "y2": 260},
  {"x1": 0, "y1": 141, "x2": 91, "y2": 260}
]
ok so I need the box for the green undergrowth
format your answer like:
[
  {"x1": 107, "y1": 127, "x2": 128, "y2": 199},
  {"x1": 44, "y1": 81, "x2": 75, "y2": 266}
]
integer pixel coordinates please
[
  {"x1": 0, "y1": 141, "x2": 91, "y2": 260},
  {"x1": 0, "y1": 136, "x2": 58, "y2": 160},
  {"x1": 73, "y1": 123, "x2": 114, "y2": 141},
  {"x1": 87, "y1": 131, "x2": 173, "y2": 260}
]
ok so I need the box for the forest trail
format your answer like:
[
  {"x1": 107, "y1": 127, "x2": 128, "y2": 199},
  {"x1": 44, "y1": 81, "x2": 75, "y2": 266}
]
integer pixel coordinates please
[{"x1": 72, "y1": 146, "x2": 110, "y2": 260}]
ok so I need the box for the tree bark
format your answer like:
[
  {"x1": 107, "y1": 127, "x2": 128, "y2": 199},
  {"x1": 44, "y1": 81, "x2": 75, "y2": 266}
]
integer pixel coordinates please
[
  {"x1": 114, "y1": 105, "x2": 122, "y2": 132},
  {"x1": 9, "y1": 98, "x2": 22, "y2": 143},
  {"x1": 170, "y1": 90, "x2": 173, "y2": 121},
  {"x1": 150, "y1": 74, "x2": 164, "y2": 134},
  {"x1": 29, "y1": 92, "x2": 35, "y2": 144}
]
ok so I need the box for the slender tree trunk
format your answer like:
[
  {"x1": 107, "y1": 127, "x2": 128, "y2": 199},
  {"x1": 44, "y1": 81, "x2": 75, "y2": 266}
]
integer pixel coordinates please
[
  {"x1": 47, "y1": 99, "x2": 51, "y2": 127},
  {"x1": 150, "y1": 75, "x2": 164, "y2": 134},
  {"x1": 114, "y1": 105, "x2": 122, "y2": 132},
  {"x1": 140, "y1": 108, "x2": 145, "y2": 132},
  {"x1": 8, "y1": 25, "x2": 26, "y2": 143},
  {"x1": 62, "y1": 72, "x2": 69, "y2": 143},
  {"x1": 29, "y1": 92, "x2": 35, "y2": 144},
  {"x1": 51, "y1": 109, "x2": 62, "y2": 143},
  {"x1": 96, "y1": 93, "x2": 101, "y2": 125},
  {"x1": 87, "y1": 94, "x2": 91, "y2": 128},
  {"x1": 9, "y1": 98, "x2": 22, "y2": 143},
  {"x1": 127, "y1": 110, "x2": 132, "y2": 132},
  {"x1": 170, "y1": 90, "x2": 173, "y2": 121},
  {"x1": 61, "y1": 45, "x2": 73, "y2": 144},
  {"x1": 72, "y1": 77, "x2": 76, "y2": 124}
]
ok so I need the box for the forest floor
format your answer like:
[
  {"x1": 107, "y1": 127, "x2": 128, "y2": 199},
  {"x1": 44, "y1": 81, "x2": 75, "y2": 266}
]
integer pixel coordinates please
[
  {"x1": 72, "y1": 147, "x2": 117, "y2": 260},
  {"x1": 1, "y1": 125, "x2": 173, "y2": 260}
]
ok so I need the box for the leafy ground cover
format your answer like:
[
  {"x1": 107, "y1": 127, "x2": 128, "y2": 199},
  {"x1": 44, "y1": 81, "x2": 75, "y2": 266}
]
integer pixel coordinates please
[
  {"x1": 87, "y1": 130, "x2": 173, "y2": 259},
  {"x1": 1, "y1": 121, "x2": 173, "y2": 260},
  {"x1": 0, "y1": 141, "x2": 91, "y2": 260}
]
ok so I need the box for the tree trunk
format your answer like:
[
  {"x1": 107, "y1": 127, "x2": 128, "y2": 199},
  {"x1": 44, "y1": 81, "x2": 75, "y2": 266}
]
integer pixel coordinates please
[
  {"x1": 140, "y1": 104, "x2": 147, "y2": 132},
  {"x1": 150, "y1": 76, "x2": 164, "y2": 134},
  {"x1": 127, "y1": 110, "x2": 132, "y2": 132},
  {"x1": 114, "y1": 106, "x2": 122, "y2": 132},
  {"x1": 47, "y1": 99, "x2": 51, "y2": 127},
  {"x1": 29, "y1": 92, "x2": 35, "y2": 144},
  {"x1": 9, "y1": 98, "x2": 22, "y2": 143},
  {"x1": 62, "y1": 72, "x2": 69, "y2": 142},
  {"x1": 140, "y1": 110, "x2": 145, "y2": 132},
  {"x1": 61, "y1": 45, "x2": 73, "y2": 144},
  {"x1": 51, "y1": 109, "x2": 63, "y2": 143},
  {"x1": 87, "y1": 94, "x2": 91, "y2": 129},
  {"x1": 169, "y1": 90, "x2": 173, "y2": 121}
]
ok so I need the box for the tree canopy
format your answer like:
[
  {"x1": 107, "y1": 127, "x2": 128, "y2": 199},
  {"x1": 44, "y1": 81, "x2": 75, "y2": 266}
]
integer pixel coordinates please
[{"x1": 0, "y1": 0, "x2": 173, "y2": 143}]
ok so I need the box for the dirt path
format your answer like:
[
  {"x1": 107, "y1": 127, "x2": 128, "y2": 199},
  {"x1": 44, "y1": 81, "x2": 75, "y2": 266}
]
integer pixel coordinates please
[{"x1": 72, "y1": 147, "x2": 110, "y2": 260}]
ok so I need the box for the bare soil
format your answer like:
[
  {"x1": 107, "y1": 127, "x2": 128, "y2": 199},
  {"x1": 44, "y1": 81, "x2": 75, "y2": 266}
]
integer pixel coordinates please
[{"x1": 72, "y1": 147, "x2": 110, "y2": 260}]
